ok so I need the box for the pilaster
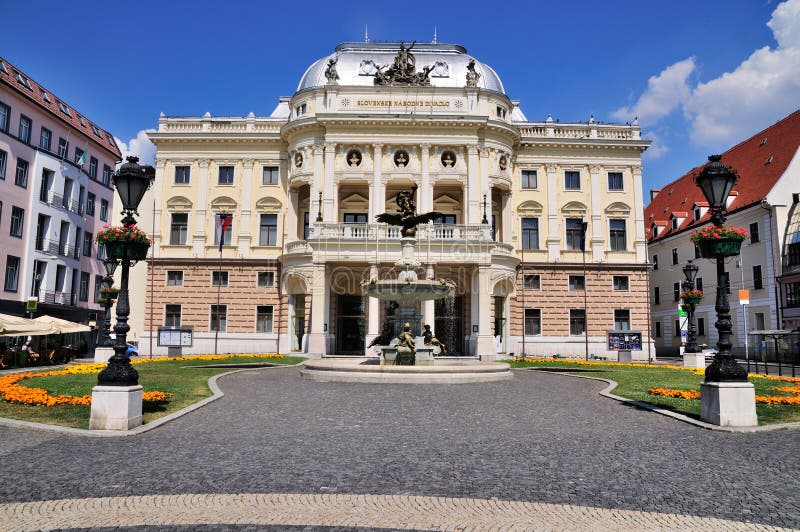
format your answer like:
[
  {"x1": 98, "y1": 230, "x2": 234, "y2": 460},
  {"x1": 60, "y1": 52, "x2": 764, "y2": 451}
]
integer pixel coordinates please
[
  {"x1": 632, "y1": 165, "x2": 646, "y2": 262},
  {"x1": 590, "y1": 165, "x2": 604, "y2": 261},
  {"x1": 307, "y1": 264, "x2": 329, "y2": 356},
  {"x1": 312, "y1": 146, "x2": 324, "y2": 225},
  {"x1": 546, "y1": 163, "x2": 560, "y2": 260},
  {"x1": 238, "y1": 159, "x2": 253, "y2": 257},
  {"x1": 467, "y1": 145, "x2": 480, "y2": 224},
  {"x1": 152, "y1": 159, "x2": 165, "y2": 253},
  {"x1": 324, "y1": 143, "x2": 336, "y2": 221},
  {"x1": 193, "y1": 159, "x2": 210, "y2": 255},
  {"x1": 372, "y1": 143, "x2": 384, "y2": 219},
  {"x1": 420, "y1": 143, "x2": 431, "y2": 213}
]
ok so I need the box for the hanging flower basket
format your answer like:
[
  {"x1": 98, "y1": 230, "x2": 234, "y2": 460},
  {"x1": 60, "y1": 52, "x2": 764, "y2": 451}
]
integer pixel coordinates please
[
  {"x1": 690, "y1": 225, "x2": 747, "y2": 258},
  {"x1": 97, "y1": 225, "x2": 151, "y2": 261},
  {"x1": 680, "y1": 289, "x2": 703, "y2": 306},
  {"x1": 100, "y1": 287, "x2": 119, "y2": 298}
]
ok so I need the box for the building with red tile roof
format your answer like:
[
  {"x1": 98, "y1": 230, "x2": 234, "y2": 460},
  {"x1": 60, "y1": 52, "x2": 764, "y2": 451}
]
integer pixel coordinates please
[
  {"x1": 0, "y1": 56, "x2": 121, "y2": 348},
  {"x1": 645, "y1": 109, "x2": 800, "y2": 357}
]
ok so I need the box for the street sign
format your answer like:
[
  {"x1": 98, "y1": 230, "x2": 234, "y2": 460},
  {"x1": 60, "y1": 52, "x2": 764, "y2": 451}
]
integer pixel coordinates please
[
  {"x1": 739, "y1": 289, "x2": 749, "y2": 305},
  {"x1": 25, "y1": 298, "x2": 37, "y2": 313}
]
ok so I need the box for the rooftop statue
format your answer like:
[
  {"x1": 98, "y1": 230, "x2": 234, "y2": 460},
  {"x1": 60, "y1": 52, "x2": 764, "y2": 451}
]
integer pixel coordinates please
[
  {"x1": 375, "y1": 185, "x2": 441, "y2": 237},
  {"x1": 374, "y1": 42, "x2": 433, "y2": 86},
  {"x1": 324, "y1": 56, "x2": 339, "y2": 84},
  {"x1": 465, "y1": 58, "x2": 480, "y2": 87}
]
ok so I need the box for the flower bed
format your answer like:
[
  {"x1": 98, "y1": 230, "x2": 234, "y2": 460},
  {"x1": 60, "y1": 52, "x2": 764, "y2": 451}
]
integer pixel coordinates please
[{"x1": 648, "y1": 374, "x2": 800, "y2": 405}]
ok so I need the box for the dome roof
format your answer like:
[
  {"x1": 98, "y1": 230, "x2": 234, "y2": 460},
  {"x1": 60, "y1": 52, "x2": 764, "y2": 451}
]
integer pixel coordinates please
[{"x1": 297, "y1": 42, "x2": 505, "y2": 94}]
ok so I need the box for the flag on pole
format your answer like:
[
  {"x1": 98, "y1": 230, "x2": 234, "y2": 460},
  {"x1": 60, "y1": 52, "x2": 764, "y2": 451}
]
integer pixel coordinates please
[
  {"x1": 217, "y1": 213, "x2": 232, "y2": 252},
  {"x1": 77, "y1": 148, "x2": 87, "y2": 167}
]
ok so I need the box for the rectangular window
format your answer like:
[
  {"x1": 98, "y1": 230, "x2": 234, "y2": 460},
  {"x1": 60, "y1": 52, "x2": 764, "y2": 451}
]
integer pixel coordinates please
[
  {"x1": 654, "y1": 286, "x2": 660, "y2": 305},
  {"x1": 15, "y1": 158, "x2": 28, "y2": 188},
  {"x1": 256, "y1": 305, "x2": 274, "y2": 332},
  {"x1": 79, "y1": 272, "x2": 90, "y2": 302},
  {"x1": 166, "y1": 270, "x2": 183, "y2": 286},
  {"x1": 608, "y1": 172, "x2": 623, "y2": 191},
  {"x1": 3, "y1": 255, "x2": 20, "y2": 292},
  {"x1": 18, "y1": 115, "x2": 31, "y2": 143},
  {"x1": 673, "y1": 282, "x2": 680, "y2": 302},
  {"x1": 613, "y1": 275, "x2": 629, "y2": 291},
  {"x1": 210, "y1": 305, "x2": 227, "y2": 332},
  {"x1": 10, "y1": 206, "x2": 24, "y2": 237},
  {"x1": 696, "y1": 277, "x2": 703, "y2": 292},
  {"x1": 102, "y1": 164, "x2": 112, "y2": 185},
  {"x1": 174, "y1": 165, "x2": 190, "y2": 184},
  {"x1": 694, "y1": 207, "x2": 701, "y2": 221},
  {"x1": 258, "y1": 271, "x2": 275, "y2": 287},
  {"x1": 614, "y1": 309, "x2": 631, "y2": 330},
  {"x1": 753, "y1": 265, "x2": 763, "y2": 290},
  {"x1": 655, "y1": 321, "x2": 662, "y2": 338},
  {"x1": 170, "y1": 213, "x2": 188, "y2": 245},
  {"x1": 303, "y1": 211, "x2": 310, "y2": 240},
  {"x1": 0, "y1": 101, "x2": 9, "y2": 131},
  {"x1": 58, "y1": 137, "x2": 68, "y2": 158},
  {"x1": 785, "y1": 282, "x2": 800, "y2": 307},
  {"x1": 672, "y1": 248, "x2": 678, "y2": 265},
  {"x1": 214, "y1": 216, "x2": 234, "y2": 247},
  {"x1": 165, "y1": 304, "x2": 182, "y2": 327},
  {"x1": 94, "y1": 275, "x2": 103, "y2": 301},
  {"x1": 262, "y1": 166, "x2": 279, "y2": 185},
  {"x1": 74, "y1": 147, "x2": 83, "y2": 164},
  {"x1": 564, "y1": 170, "x2": 580, "y2": 190},
  {"x1": 524, "y1": 309, "x2": 541, "y2": 335},
  {"x1": 565, "y1": 218, "x2": 584, "y2": 250},
  {"x1": 521, "y1": 170, "x2": 537, "y2": 189},
  {"x1": 0, "y1": 149, "x2": 6, "y2": 179},
  {"x1": 694, "y1": 243, "x2": 701, "y2": 259},
  {"x1": 82, "y1": 232, "x2": 93, "y2": 257},
  {"x1": 218, "y1": 165, "x2": 234, "y2": 185},
  {"x1": 98, "y1": 243, "x2": 106, "y2": 260},
  {"x1": 521, "y1": 217, "x2": 539, "y2": 250},
  {"x1": 698, "y1": 317, "x2": 706, "y2": 336},
  {"x1": 569, "y1": 275, "x2": 585, "y2": 290},
  {"x1": 652, "y1": 254, "x2": 658, "y2": 270},
  {"x1": 86, "y1": 193, "x2": 95, "y2": 216},
  {"x1": 211, "y1": 271, "x2": 229, "y2": 287},
  {"x1": 569, "y1": 309, "x2": 586, "y2": 335},
  {"x1": 100, "y1": 199, "x2": 109, "y2": 221},
  {"x1": 259, "y1": 214, "x2": 278, "y2": 246},
  {"x1": 523, "y1": 274, "x2": 540, "y2": 290},
  {"x1": 609, "y1": 219, "x2": 626, "y2": 251},
  {"x1": 39, "y1": 127, "x2": 51, "y2": 151},
  {"x1": 89, "y1": 157, "x2": 98, "y2": 179},
  {"x1": 748, "y1": 222, "x2": 759, "y2": 243}
]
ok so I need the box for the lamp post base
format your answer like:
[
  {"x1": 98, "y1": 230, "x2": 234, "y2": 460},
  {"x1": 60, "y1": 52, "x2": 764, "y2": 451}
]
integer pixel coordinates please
[
  {"x1": 700, "y1": 381, "x2": 757, "y2": 427},
  {"x1": 89, "y1": 385, "x2": 143, "y2": 430},
  {"x1": 683, "y1": 352, "x2": 706, "y2": 369},
  {"x1": 94, "y1": 347, "x2": 115, "y2": 363}
]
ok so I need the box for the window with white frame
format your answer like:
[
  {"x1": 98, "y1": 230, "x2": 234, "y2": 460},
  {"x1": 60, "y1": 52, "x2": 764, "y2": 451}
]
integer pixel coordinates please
[
  {"x1": 568, "y1": 275, "x2": 585, "y2": 290},
  {"x1": 609, "y1": 219, "x2": 626, "y2": 251},
  {"x1": 39, "y1": 127, "x2": 51, "y2": 151},
  {"x1": 218, "y1": 165, "x2": 234, "y2": 185},
  {"x1": 614, "y1": 309, "x2": 630, "y2": 330},
  {"x1": 258, "y1": 271, "x2": 275, "y2": 287},
  {"x1": 170, "y1": 213, "x2": 188, "y2": 245},
  {"x1": 18, "y1": 115, "x2": 31, "y2": 143},
  {"x1": 523, "y1": 274, "x2": 540, "y2": 289},
  {"x1": 607, "y1": 172, "x2": 623, "y2": 191},
  {"x1": 259, "y1": 214, "x2": 278, "y2": 246},
  {"x1": 570, "y1": 309, "x2": 586, "y2": 335},
  {"x1": 613, "y1": 275, "x2": 629, "y2": 291},
  {"x1": 210, "y1": 305, "x2": 227, "y2": 331},
  {"x1": 521, "y1": 170, "x2": 537, "y2": 189},
  {"x1": 175, "y1": 165, "x2": 190, "y2": 184},
  {"x1": 211, "y1": 271, "x2": 229, "y2": 287},
  {"x1": 524, "y1": 309, "x2": 541, "y2": 335},
  {"x1": 165, "y1": 304, "x2": 181, "y2": 327},
  {"x1": 262, "y1": 166, "x2": 279, "y2": 185},
  {"x1": 100, "y1": 199, "x2": 109, "y2": 221},
  {"x1": 256, "y1": 305, "x2": 274, "y2": 332},
  {"x1": 521, "y1": 217, "x2": 539, "y2": 250},
  {"x1": 564, "y1": 170, "x2": 580, "y2": 190},
  {"x1": 166, "y1": 270, "x2": 183, "y2": 286},
  {"x1": 565, "y1": 218, "x2": 584, "y2": 250},
  {"x1": 4, "y1": 255, "x2": 20, "y2": 292}
]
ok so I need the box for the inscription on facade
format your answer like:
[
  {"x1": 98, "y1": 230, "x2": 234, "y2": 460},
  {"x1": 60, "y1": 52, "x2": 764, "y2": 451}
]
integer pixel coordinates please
[{"x1": 354, "y1": 99, "x2": 451, "y2": 108}]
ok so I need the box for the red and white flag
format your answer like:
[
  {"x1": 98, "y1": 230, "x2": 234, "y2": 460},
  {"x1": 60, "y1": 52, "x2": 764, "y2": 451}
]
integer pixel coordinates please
[{"x1": 217, "y1": 213, "x2": 232, "y2": 252}]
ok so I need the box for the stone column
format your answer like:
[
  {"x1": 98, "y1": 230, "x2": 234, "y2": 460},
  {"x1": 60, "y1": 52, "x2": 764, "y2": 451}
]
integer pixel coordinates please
[
  {"x1": 239, "y1": 159, "x2": 253, "y2": 257},
  {"x1": 420, "y1": 144, "x2": 432, "y2": 213},
  {"x1": 324, "y1": 143, "x2": 336, "y2": 221},
  {"x1": 307, "y1": 263, "x2": 329, "y2": 356},
  {"x1": 312, "y1": 146, "x2": 324, "y2": 228},
  {"x1": 152, "y1": 159, "x2": 165, "y2": 253},
  {"x1": 546, "y1": 164, "x2": 560, "y2": 260},
  {"x1": 193, "y1": 159, "x2": 210, "y2": 256},
  {"x1": 372, "y1": 143, "x2": 384, "y2": 218},
  {"x1": 467, "y1": 145, "x2": 480, "y2": 224},
  {"x1": 590, "y1": 165, "x2": 604, "y2": 261},
  {"x1": 287, "y1": 189, "x2": 299, "y2": 242},
  {"x1": 632, "y1": 165, "x2": 647, "y2": 262},
  {"x1": 479, "y1": 148, "x2": 491, "y2": 218},
  {"x1": 475, "y1": 266, "x2": 496, "y2": 359},
  {"x1": 365, "y1": 264, "x2": 380, "y2": 355},
  {"x1": 501, "y1": 191, "x2": 512, "y2": 243}
]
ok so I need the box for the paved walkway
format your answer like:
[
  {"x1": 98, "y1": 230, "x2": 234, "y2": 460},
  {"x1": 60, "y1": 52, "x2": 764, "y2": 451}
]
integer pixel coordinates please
[{"x1": 1, "y1": 367, "x2": 798, "y2": 530}]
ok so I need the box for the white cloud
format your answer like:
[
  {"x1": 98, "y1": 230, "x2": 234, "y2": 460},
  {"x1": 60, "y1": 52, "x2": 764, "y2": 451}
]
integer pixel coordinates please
[
  {"x1": 642, "y1": 130, "x2": 669, "y2": 160},
  {"x1": 611, "y1": 57, "x2": 696, "y2": 124},
  {"x1": 115, "y1": 129, "x2": 156, "y2": 167},
  {"x1": 613, "y1": 0, "x2": 800, "y2": 150}
]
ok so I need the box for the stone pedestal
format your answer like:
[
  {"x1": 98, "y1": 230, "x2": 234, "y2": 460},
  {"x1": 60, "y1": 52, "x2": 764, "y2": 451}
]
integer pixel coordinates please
[
  {"x1": 683, "y1": 352, "x2": 706, "y2": 369},
  {"x1": 93, "y1": 347, "x2": 115, "y2": 363},
  {"x1": 89, "y1": 385, "x2": 143, "y2": 430},
  {"x1": 700, "y1": 381, "x2": 758, "y2": 427},
  {"x1": 618, "y1": 350, "x2": 632, "y2": 363}
]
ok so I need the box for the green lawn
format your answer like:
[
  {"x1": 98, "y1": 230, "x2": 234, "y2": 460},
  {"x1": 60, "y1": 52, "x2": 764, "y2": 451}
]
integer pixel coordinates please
[
  {"x1": 507, "y1": 359, "x2": 800, "y2": 426},
  {"x1": 0, "y1": 355, "x2": 305, "y2": 430}
]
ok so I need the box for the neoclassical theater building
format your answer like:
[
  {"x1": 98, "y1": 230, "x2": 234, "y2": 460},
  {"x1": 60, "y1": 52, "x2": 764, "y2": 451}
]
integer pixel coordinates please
[{"x1": 143, "y1": 41, "x2": 651, "y2": 358}]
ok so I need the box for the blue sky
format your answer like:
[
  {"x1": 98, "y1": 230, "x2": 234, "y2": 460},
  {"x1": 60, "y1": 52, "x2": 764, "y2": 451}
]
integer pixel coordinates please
[{"x1": 2, "y1": 0, "x2": 798, "y2": 199}]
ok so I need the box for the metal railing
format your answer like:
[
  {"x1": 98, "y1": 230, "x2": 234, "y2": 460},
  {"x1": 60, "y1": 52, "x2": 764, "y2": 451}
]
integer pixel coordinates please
[
  {"x1": 308, "y1": 223, "x2": 494, "y2": 242},
  {"x1": 36, "y1": 290, "x2": 76, "y2": 306}
]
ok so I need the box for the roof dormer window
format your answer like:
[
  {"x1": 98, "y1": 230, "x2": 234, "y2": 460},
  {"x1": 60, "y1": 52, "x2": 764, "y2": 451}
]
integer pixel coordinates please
[
  {"x1": 57, "y1": 100, "x2": 72, "y2": 116},
  {"x1": 760, "y1": 137, "x2": 767, "y2": 146},
  {"x1": 40, "y1": 89, "x2": 50, "y2": 103},
  {"x1": 671, "y1": 218, "x2": 678, "y2": 230},
  {"x1": 14, "y1": 71, "x2": 32, "y2": 90},
  {"x1": 91, "y1": 124, "x2": 101, "y2": 137},
  {"x1": 694, "y1": 207, "x2": 701, "y2": 220},
  {"x1": 0, "y1": 61, "x2": 8, "y2": 74},
  {"x1": 78, "y1": 115, "x2": 86, "y2": 127},
  {"x1": 651, "y1": 224, "x2": 658, "y2": 238},
  {"x1": 765, "y1": 156, "x2": 773, "y2": 165}
]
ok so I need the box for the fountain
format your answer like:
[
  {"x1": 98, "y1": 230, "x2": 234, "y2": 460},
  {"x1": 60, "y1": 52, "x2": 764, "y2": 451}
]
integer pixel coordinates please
[{"x1": 300, "y1": 186, "x2": 513, "y2": 383}]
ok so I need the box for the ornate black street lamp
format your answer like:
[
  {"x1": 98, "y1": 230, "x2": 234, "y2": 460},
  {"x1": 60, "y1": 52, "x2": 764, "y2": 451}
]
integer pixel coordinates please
[
  {"x1": 682, "y1": 260, "x2": 699, "y2": 354},
  {"x1": 97, "y1": 156, "x2": 154, "y2": 386},
  {"x1": 98, "y1": 257, "x2": 118, "y2": 347},
  {"x1": 694, "y1": 155, "x2": 747, "y2": 382}
]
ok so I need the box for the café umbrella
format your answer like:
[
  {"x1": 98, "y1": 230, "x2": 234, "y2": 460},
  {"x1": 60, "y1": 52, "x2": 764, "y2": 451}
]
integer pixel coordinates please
[{"x1": 0, "y1": 313, "x2": 51, "y2": 336}]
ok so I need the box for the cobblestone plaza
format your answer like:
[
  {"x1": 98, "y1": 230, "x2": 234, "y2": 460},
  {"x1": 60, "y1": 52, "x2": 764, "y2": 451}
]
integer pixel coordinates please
[{"x1": 1, "y1": 367, "x2": 798, "y2": 529}]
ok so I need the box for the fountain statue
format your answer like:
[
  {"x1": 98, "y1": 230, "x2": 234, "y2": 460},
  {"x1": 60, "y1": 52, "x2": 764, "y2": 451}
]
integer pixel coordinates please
[{"x1": 365, "y1": 186, "x2": 454, "y2": 365}]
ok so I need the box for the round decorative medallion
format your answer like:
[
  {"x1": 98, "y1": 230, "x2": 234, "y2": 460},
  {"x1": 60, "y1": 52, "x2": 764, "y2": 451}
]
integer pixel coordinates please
[
  {"x1": 294, "y1": 152, "x2": 303, "y2": 168},
  {"x1": 341, "y1": 98, "x2": 350, "y2": 108},
  {"x1": 454, "y1": 99, "x2": 464, "y2": 109},
  {"x1": 346, "y1": 149, "x2": 362, "y2": 167},
  {"x1": 441, "y1": 150, "x2": 457, "y2": 168},
  {"x1": 394, "y1": 150, "x2": 409, "y2": 168}
]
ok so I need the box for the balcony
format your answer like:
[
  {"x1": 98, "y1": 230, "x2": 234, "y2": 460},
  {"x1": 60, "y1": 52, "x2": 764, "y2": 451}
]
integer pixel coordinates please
[
  {"x1": 42, "y1": 191, "x2": 84, "y2": 215},
  {"x1": 36, "y1": 290, "x2": 76, "y2": 306},
  {"x1": 286, "y1": 223, "x2": 514, "y2": 263}
]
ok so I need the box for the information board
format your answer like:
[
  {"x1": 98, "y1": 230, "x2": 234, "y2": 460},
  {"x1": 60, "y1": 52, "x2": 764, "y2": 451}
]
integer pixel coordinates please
[
  {"x1": 607, "y1": 330, "x2": 642, "y2": 351},
  {"x1": 157, "y1": 326, "x2": 193, "y2": 347}
]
